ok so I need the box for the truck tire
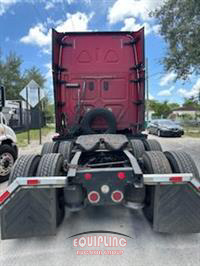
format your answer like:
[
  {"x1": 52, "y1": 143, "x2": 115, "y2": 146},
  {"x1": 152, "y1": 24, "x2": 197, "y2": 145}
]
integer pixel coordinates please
[
  {"x1": 164, "y1": 151, "x2": 199, "y2": 179},
  {"x1": 58, "y1": 141, "x2": 73, "y2": 162},
  {"x1": 81, "y1": 108, "x2": 117, "y2": 134},
  {"x1": 41, "y1": 142, "x2": 59, "y2": 155},
  {"x1": 142, "y1": 151, "x2": 172, "y2": 223},
  {"x1": 0, "y1": 144, "x2": 17, "y2": 183},
  {"x1": 36, "y1": 153, "x2": 65, "y2": 226},
  {"x1": 8, "y1": 154, "x2": 41, "y2": 185},
  {"x1": 143, "y1": 139, "x2": 162, "y2": 151},
  {"x1": 130, "y1": 139, "x2": 145, "y2": 159}
]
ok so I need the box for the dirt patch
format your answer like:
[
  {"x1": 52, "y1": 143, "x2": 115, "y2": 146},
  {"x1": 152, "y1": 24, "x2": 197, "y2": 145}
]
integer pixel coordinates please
[{"x1": 19, "y1": 131, "x2": 55, "y2": 156}]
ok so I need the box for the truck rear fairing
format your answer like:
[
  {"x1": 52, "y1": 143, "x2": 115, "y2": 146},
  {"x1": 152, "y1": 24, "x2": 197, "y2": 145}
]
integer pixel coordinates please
[{"x1": 52, "y1": 29, "x2": 145, "y2": 137}]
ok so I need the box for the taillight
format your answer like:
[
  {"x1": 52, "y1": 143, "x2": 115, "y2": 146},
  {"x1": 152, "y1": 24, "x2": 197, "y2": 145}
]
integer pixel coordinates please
[
  {"x1": 84, "y1": 173, "x2": 92, "y2": 181},
  {"x1": 0, "y1": 191, "x2": 10, "y2": 204},
  {"x1": 27, "y1": 179, "x2": 40, "y2": 185},
  {"x1": 88, "y1": 191, "x2": 100, "y2": 203},
  {"x1": 169, "y1": 176, "x2": 183, "y2": 183},
  {"x1": 111, "y1": 190, "x2": 124, "y2": 203},
  {"x1": 117, "y1": 172, "x2": 126, "y2": 180}
]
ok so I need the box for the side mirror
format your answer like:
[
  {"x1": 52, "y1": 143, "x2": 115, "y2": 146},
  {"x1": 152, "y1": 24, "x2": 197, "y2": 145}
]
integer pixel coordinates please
[{"x1": 0, "y1": 86, "x2": 5, "y2": 111}]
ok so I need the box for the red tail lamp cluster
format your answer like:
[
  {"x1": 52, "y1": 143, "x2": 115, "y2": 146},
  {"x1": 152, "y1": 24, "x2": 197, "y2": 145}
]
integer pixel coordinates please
[
  {"x1": 84, "y1": 173, "x2": 92, "y2": 181},
  {"x1": 117, "y1": 172, "x2": 126, "y2": 180},
  {"x1": 111, "y1": 190, "x2": 124, "y2": 203},
  {"x1": 88, "y1": 191, "x2": 100, "y2": 203}
]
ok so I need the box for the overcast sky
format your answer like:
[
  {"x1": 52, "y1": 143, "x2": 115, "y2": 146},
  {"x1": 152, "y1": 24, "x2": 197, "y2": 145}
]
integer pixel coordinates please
[{"x1": 0, "y1": 0, "x2": 199, "y2": 103}]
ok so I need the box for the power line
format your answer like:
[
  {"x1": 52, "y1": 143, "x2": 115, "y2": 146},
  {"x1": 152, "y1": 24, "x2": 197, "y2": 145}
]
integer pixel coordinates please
[{"x1": 147, "y1": 71, "x2": 164, "y2": 78}]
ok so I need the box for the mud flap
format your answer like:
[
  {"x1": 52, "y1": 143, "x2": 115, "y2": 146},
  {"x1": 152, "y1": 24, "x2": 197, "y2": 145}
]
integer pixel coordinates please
[
  {"x1": 153, "y1": 184, "x2": 200, "y2": 233},
  {"x1": 1, "y1": 188, "x2": 57, "y2": 239}
]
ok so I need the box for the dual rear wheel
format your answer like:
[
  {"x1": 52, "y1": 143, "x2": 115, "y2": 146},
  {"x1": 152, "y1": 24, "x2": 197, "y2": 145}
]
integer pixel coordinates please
[
  {"x1": 9, "y1": 141, "x2": 74, "y2": 226},
  {"x1": 41, "y1": 141, "x2": 73, "y2": 162},
  {"x1": 130, "y1": 139, "x2": 162, "y2": 159}
]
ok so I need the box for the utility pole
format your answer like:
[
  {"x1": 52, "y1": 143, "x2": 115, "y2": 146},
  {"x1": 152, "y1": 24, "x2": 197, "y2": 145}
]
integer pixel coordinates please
[
  {"x1": 198, "y1": 89, "x2": 200, "y2": 104},
  {"x1": 26, "y1": 87, "x2": 30, "y2": 144},
  {"x1": 38, "y1": 87, "x2": 42, "y2": 145},
  {"x1": 145, "y1": 58, "x2": 149, "y2": 122}
]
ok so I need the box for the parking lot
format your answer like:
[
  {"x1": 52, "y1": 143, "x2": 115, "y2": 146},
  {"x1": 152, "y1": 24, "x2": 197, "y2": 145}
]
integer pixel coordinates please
[{"x1": 1, "y1": 135, "x2": 200, "y2": 266}]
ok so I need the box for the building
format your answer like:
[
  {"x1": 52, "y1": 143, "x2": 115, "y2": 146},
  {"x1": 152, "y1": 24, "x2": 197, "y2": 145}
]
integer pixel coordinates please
[
  {"x1": 170, "y1": 106, "x2": 200, "y2": 121},
  {"x1": 171, "y1": 106, "x2": 200, "y2": 117},
  {"x1": 3, "y1": 100, "x2": 45, "y2": 131}
]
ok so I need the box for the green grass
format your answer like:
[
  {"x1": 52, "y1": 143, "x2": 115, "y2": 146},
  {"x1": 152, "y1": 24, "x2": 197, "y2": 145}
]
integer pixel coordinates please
[
  {"x1": 183, "y1": 126, "x2": 200, "y2": 138},
  {"x1": 16, "y1": 124, "x2": 55, "y2": 147},
  {"x1": 184, "y1": 132, "x2": 200, "y2": 138}
]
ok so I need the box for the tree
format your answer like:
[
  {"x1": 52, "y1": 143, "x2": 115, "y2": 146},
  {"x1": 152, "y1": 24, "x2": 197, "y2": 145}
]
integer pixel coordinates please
[
  {"x1": 0, "y1": 50, "x2": 46, "y2": 100},
  {"x1": 148, "y1": 99, "x2": 158, "y2": 111},
  {"x1": 2, "y1": 52, "x2": 23, "y2": 100},
  {"x1": 22, "y1": 66, "x2": 46, "y2": 88},
  {"x1": 42, "y1": 96, "x2": 55, "y2": 123},
  {"x1": 155, "y1": 100, "x2": 171, "y2": 118},
  {"x1": 0, "y1": 49, "x2": 53, "y2": 125},
  {"x1": 151, "y1": 0, "x2": 200, "y2": 79},
  {"x1": 168, "y1": 102, "x2": 180, "y2": 110},
  {"x1": 0, "y1": 49, "x2": 4, "y2": 84},
  {"x1": 183, "y1": 96, "x2": 199, "y2": 108},
  {"x1": 22, "y1": 67, "x2": 51, "y2": 122},
  {"x1": 148, "y1": 100, "x2": 172, "y2": 118}
]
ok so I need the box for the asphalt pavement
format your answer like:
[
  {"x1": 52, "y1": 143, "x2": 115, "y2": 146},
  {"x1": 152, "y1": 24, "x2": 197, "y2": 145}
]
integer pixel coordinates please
[{"x1": 1, "y1": 135, "x2": 200, "y2": 266}]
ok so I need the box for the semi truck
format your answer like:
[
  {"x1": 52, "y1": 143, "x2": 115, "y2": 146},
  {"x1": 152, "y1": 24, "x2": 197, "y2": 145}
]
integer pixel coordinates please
[{"x1": 1, "y1": 28, "x2": 200, "y2": 239}]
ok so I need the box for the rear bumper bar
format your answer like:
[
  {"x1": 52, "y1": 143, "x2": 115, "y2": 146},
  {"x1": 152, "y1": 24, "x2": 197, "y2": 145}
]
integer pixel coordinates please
[
  {"x1": 1, "y1": 172, "x2": 199, "y2": 207},
  {"x1": 1, "y1": 172, "x2": 200, "y2": 239}
]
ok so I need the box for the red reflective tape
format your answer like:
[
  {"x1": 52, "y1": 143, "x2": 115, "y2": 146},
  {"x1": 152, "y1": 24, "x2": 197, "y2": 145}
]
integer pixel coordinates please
[
  {"x1": 169, "y1": 176, "x2": 183, "y2": 183},
  {"x1": 0, "y1": 191, "x2": 10, "y2": 204},
  {"x1": 27, "y1": 179, "x2": 40, "y2": 185}
]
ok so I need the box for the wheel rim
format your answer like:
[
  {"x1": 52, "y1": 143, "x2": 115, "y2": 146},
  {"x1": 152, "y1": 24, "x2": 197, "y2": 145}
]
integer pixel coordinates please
[
  {"x1": 158, "y1": 130, "x2": 160, "y2": 137},
  {"x1": 0, "y1": 152, "x2": 14, "y2": 176}
]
